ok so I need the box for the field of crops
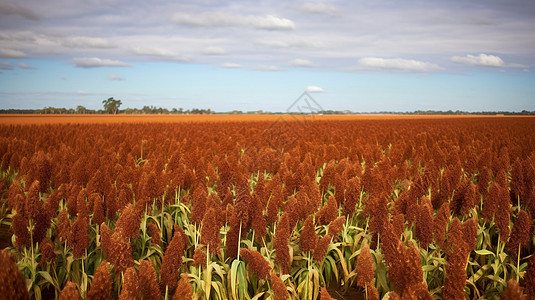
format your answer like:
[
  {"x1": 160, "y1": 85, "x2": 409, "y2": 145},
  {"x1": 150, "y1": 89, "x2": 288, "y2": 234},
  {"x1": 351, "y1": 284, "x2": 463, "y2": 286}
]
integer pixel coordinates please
[{"x1": 0, "y1": 115, "x2": 534, "y2": 299}]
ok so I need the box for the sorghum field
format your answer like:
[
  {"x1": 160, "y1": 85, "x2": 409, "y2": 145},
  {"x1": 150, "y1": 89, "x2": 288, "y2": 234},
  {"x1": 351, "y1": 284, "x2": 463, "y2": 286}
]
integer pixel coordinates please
[{"x1": 0, "y1": 115, "x2": 534, "y2": 300}]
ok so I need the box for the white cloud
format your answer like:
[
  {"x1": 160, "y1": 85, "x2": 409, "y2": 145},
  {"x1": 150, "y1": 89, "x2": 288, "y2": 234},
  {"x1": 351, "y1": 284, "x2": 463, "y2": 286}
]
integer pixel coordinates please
[
  {"x1": 256, "y1": 65, "x2": 281, "y2": 71},
  {"x1": 132, "y1": 47, "x2": 175, "y2": 57},
  {"x1": 71, "y1": 57, "x2": 131, "y2": 68},
  {"x1": 306, "y1": 86, "x2": 324, "y2": 93},
  {"x1": 291, "y1": 58, "x2": 316, "y2": 67},
  {"x1": 107, "y1": 74, "x2": 125, "y2": 81},
  {"x1": 62, "y1": 36, "x2": 111, "y2": 48},
  {"x1": 203, "y1": 46, "x2": 226, "y2": 55},
  {"x1": 298, "y1": 3, "x2": 339, "y2": 15},
  {"x1": 255, "y1": 38, "x2": 323, "y2": 49},
  {"x1": 0, "y1": 62, "x2": 13, "y2": 70},
  {"x1": 359, "y1": 57, "x2": 442, "y2": 72},
  {"x1": 171, "y1": 12, "x2": 295, "y2": 30},
  {"x1": 450, "y1": 53, "x2": 505, "y2": 67},
  {"x1": 0, "y1": 48, "x2": 28, "y2": 58},
  {"x1": 76, "y1": 90, "x2": 91, "y2": 95},
  {"x1": 0, "y1": 2, "x2": 39, "y2": 21},
  {"x1": 18, "y1": 62, "x2": 35, "y2": 69},
  {"x1": 222, "y1": 63, "x2": 242, "y2": 68}
]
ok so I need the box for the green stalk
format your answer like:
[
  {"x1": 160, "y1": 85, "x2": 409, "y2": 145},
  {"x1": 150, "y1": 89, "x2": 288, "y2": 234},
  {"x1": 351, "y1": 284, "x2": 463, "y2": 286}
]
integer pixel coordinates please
[{"x1": 237, "y1": 222, "x2": 242, "y2": 261}]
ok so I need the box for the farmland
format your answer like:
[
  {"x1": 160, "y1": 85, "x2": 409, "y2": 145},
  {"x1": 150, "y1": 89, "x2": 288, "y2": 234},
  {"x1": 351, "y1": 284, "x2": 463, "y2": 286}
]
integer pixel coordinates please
[{"x1": 0, "y1": 115, "x2": 534, "y2": 299}]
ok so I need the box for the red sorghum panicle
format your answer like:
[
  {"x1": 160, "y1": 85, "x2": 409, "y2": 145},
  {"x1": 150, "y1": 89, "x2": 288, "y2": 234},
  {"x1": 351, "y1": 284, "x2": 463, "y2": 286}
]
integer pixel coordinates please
[
  {"x1": 190, "y1": 185, "x2": 208, "y2": 224},
  {"x1": 482, "y1": 182, "x2": 501, "y2": 223},
  {"x1": 316, "y1": 196, "x2": 338, "y2": 226},
  {"x1": 161, "y1": 225, "x2": 187, "y2": 291},
  {"x1": 391, "y1": 213, "x2": 405, "y2": 239},
  {"x1": 240, "y1": 248, "x2": 272, "y2": 280},
  {"x1": 319, "y1": 287, "x2": 333, "y2": 300},
  {"x1": 442, "y1": 218, "x2": 469, "y2": 300},
  {"x1": 501, "y1": 279, "x2": 527, "y2": 300},
  {"x1": 0, "y1": 249, "x2": 30, "y2": 300},
  {"x1": 193, "y1": 247, "x2": 207, "y2": 268},
  {"x1": 433, "y1": 202, "x2": 450, "y2": 249},
  {"x1": 76, "y1": 188, "x2": 89, "y2": 218},
  {"x1": 356, "y1": 241, "x2": 374, "y2": 287},
  {"x1": 478, "y1": 166, "x2": 492, "y2": 195},
  {"x1": 300, "y1": 215, "x2": 317, "y2": 253},
  {"x1": 200, "y1": 207, "x2": 221, "y2": 255},
  {"x1": 91, "y1": 193, "x2": 106, "y2": 226},
  {"x1": 12, "y1": 213, "x2": 30, "y2": 248},
  {"x1": 313, "y1": 234, "x2": 332, "y2": 264},
  {"x1": 119, "y1": 267, "x2": 139, "y2": 300},
  {"x1": 507, "y1": 210, "x2": 532, "y2": 258},
  {"x1": 172, "y1": 273, "x2": 193, "y2": 300},
  {"x1": 69, "y1": 215, "x2": 89, "y2": 258},
  {"x1": 139, "y1": 260, "x2": 161, "y2": 300},
  {"x1": 100, "y1": 223, "x2": 111, "y2": 255},
  {"x1": 342, "y1": 177, "x2": 361, "y2": 217},
  {"x1": 366, "y1": 284, "x2": 379, "y2": 300},
  {"x1": 415, "y1": 202, "x2": 434, "y2": 248},
  {"x1": 226, "y1": 204, "x2": 240, "y2": 259},
  {"x1": 250, "y1": 193, "x2": 267, "y2": 243},
  {"x1": 7, "y1": 179, "x2": 24, "y2": 211},
  {"x1": 320, "y1": 160, "x2": 336, "y2": 192},
  {"x1": 39, "y1": 237, "x2": 55, "y2": 267},
  {"x1": 270, "y1": 271, "x2": 289, "y2": 300},
  {"x1": 462, "y1": 217, "x2": 479, "y2": 252},
  {"x1": 54, "y1": 210, "x2": 70, "y2": 245},
  {"x1": 24, "y1": 180, "x2": 41, "y2": 220},
  {"x1": 274, "y1": 212, "x2": 291, "y2": 274},
  {"x1": 87, "y1": 261, "x2": 113, "y2": 300},
  {"x1": 451, "y1": 179, "x2": 478, "y2": 216},
  {"x1": 146, "y1": 222, "x2": 161, "y2": 245},
  {"x1": 235, "y1": 182, "x2": 252, "y2": 233},
  {"x1": 115, "y1": 203, "x2": 142, "y2": 239},
  {"x1": 59, "y1": 281, "x2": 82, "y2": 300},
  {"x1": 328, "y1": 216, "x2": 346, "y2": 237},
  {"x1": 520, "y1": 254, "x2": 535, "y2": 295},
  {"x1": 108, "y1": 230, "x2": 134, "y2": 273},
  {"x1": 495, "y1": 189, "x2": 512, "y2": 242}
]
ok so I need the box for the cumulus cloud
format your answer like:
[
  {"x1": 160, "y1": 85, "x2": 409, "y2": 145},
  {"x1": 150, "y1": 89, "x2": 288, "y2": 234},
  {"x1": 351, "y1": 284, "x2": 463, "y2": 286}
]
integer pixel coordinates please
[
  {"x1": 62, "y1": 36, "x2": 111, "y2": 48},
  {"x1": 171, "y1": 12, "x2": 295, "y2": 30},
  {"x1": 203, "y1": 46, "x2": 226, "y2": 55},
  {"x1": 132, "y1": 47, "x2": 175, "y2": 57},
  {"x1": 256, "y1": 65, "x2": 281, "y2": 71},
  {"x1": 18, "y1": 62, "x2": 35, "y2": 69},
  {"x1": 71, "y1": 57, "x2": 131, "y2": 68},
  {"x1": 0, "y1": 2, "x2": 39, "y2": 21},
  {"x1": 450, "y1": 53, "x2": 505, "y2": 67},
  {"x1": 0, "y1": 62, "x2": 13, "y2": 70},
  {"x1": 222, "y1": 63, "x2": 242, "y2": 68},
  {"x1": 291, "y1": 58, "x2": 316, "y2": 67},
  {"x1": 0, "y1": 48, "x2": 28, "y2": 58},
  {"x1": 298, "y1": 3, "x2": 339, "y2": 15},
  {"x1": 107, "y1": 74, "x2": 125, "y2": 80},
  {"x1": 255, "y1": 38, "x2": 323, "y2": 49},
  {"x1": 359, "y1": 57, "x2": 442, "y2": 72},
  {"x1": 306, "y1": 86, "x2": 324, "y2": 92}
]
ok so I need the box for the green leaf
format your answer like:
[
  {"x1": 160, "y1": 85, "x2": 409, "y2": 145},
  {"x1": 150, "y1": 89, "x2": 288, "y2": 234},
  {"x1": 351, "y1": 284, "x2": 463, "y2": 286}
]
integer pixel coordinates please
[{"x1": 475, "y1": 249, "x2": 495, "y2": 256}]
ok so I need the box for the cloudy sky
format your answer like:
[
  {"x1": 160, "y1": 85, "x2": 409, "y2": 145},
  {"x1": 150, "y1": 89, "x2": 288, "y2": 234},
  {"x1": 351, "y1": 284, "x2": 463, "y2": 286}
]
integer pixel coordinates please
[{"x1": 0, "y1": 0, "x2": 534, "y2": 112}]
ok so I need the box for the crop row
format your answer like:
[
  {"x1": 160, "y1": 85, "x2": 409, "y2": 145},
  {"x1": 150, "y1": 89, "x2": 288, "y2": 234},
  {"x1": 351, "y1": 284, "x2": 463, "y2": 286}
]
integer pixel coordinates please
[{"x1": 0, "y1": 116, "x2": 534, "y2": 299}]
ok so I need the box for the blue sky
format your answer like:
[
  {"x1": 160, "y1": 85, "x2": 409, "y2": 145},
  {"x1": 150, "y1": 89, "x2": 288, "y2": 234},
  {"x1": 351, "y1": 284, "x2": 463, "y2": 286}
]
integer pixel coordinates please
[{"x1": 0, "y1": 0, "x2": 534, "y2": 112}]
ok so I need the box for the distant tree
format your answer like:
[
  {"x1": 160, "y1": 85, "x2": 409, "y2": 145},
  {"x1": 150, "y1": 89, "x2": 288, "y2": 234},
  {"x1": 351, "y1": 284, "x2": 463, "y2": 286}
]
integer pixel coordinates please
[
  {"x1": 102, "y1": 97, "x2": 122, "y2": 114},
  {"x1": 76, "y1": 105, "x2": 87, "y2": 114}
]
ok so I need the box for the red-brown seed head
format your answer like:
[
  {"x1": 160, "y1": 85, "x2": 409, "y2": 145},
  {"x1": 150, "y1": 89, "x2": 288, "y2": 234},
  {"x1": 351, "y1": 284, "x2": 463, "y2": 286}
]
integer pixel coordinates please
[
  {"x1": 139, "y1": 260, "x2": 161, "y2": 300},
  {"x1": 240, "y1": 248, "x2": 272, "y2": 280},
  {"x1": 355, "y1": 241, "x2": 375, "y2": 287}
]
